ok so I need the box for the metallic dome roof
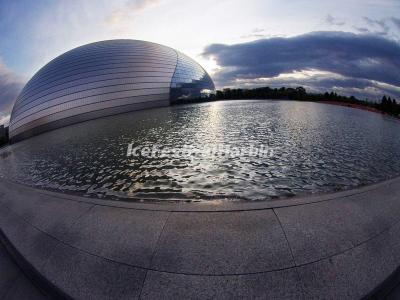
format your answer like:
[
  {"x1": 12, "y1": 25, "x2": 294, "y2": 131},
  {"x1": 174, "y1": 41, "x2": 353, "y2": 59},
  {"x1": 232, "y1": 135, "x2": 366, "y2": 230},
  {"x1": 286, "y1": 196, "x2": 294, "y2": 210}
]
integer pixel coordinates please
[{"x1": 9, "y1": 39, "x2": 215, "y2": 142}]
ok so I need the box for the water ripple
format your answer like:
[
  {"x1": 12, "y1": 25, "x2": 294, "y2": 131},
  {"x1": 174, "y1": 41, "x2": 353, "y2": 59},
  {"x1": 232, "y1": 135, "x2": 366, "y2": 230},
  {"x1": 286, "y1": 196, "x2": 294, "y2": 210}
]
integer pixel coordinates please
[{"x1": 1, "y1": 100, "x2": 400, "y2": 202}]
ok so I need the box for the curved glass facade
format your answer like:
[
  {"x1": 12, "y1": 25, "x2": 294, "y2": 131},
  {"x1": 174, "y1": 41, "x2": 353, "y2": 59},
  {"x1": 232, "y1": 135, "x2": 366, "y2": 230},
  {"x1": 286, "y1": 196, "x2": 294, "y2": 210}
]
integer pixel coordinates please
[
  {"x1": 170, "y1": 52, "x2": 215, "y2": 103},
  {"x1": 9, "y1": 39, "x2": 215, "y2": 142}
]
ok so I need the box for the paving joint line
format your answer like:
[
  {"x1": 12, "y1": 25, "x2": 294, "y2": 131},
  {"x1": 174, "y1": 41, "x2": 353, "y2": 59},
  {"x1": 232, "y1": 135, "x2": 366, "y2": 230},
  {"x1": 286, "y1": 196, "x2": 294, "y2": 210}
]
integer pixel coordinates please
[
  {"x1": 138, "y1": 211, "x2": 172, "y2": 299},
  {"x1": 3, "y1": 200, "x2": 400, "y2": 278},
  {"x1": 273, "y1": 208, "x2": 306, "y2": 299}
]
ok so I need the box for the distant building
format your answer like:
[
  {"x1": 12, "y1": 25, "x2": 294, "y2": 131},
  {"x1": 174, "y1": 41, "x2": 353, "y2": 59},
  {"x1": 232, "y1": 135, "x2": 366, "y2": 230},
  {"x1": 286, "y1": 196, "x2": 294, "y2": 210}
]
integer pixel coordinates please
[{"x1": 9, "y1": 39, "x2": 215, "y2": 142}]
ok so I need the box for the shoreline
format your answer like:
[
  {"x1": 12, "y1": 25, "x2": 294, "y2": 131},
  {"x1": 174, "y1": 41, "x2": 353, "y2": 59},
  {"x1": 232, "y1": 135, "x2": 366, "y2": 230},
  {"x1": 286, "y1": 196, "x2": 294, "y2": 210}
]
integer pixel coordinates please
[{"x1": 318, "y1": 100, "x2": 385, "y2": 115}]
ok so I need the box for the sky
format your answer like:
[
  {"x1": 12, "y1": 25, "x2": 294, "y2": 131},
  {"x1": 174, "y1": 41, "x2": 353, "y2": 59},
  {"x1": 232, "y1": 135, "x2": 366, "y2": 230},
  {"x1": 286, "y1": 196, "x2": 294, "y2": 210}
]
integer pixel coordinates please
[{"x1": 0, "y1": 0, "x2": 400, "y2": 125}]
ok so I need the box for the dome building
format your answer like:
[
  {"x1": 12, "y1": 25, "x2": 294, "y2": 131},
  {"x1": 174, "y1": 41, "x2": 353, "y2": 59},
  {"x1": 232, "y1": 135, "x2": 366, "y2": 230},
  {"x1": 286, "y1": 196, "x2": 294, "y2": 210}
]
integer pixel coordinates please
[{"x1": 9, "y1": 39, "x2": 215, "y2": 142}]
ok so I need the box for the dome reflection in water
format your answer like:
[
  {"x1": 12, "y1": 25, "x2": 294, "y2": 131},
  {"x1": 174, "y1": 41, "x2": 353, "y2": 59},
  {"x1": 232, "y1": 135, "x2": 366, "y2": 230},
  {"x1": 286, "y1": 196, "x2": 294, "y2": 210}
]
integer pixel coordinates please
[{"x1": 1, "y1": 100, "x2": 400, "y2": 202}]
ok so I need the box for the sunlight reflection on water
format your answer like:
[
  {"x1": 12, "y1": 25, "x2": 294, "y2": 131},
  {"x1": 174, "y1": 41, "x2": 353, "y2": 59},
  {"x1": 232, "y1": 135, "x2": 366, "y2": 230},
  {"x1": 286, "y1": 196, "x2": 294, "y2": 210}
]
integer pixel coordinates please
[{"x1": 1, "y1": 100, "x2": 400, "y2": 202}]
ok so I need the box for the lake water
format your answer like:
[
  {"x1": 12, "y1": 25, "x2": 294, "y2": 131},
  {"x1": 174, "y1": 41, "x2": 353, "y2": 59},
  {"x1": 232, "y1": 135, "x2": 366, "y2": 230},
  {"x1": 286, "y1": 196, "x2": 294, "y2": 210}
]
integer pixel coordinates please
[{"x1": 1, "y1": 100, "x2": 400, "y2": 202}]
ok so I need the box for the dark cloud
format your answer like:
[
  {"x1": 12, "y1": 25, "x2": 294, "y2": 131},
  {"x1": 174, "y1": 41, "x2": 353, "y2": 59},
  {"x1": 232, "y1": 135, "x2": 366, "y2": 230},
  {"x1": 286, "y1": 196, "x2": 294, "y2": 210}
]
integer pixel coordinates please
[
  {"x1": 392, "y1": 17, "x2": 400, "y2": 30},
  {"x1": 363, "y1": 17, "x2": 390, "y2": 35},
  {"x1": 203, "y1": 31, "x2": 400, "y2": 99},
  {"x1": 354, "y1": 27, "x2": 370, "y2": 33},
  {"x1": 240, "y1": 28, "x2": 268, "y2": 39},
  {"x1": 354, "y1": 17, "x2": 399, "y2": 39},
  {"x1": 0, "y1": 62, "x2": 24, "y2": 125},
  {"x1": 325, "y1": 14, "x2": 345, "y2": 26}
]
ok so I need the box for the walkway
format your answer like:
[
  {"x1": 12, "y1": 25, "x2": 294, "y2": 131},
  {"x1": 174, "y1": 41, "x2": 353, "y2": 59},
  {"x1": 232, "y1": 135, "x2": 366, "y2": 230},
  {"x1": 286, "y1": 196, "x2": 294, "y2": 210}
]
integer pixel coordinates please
[{"x1": 1, "y1": 178, "x2": 400, "y2": 299}]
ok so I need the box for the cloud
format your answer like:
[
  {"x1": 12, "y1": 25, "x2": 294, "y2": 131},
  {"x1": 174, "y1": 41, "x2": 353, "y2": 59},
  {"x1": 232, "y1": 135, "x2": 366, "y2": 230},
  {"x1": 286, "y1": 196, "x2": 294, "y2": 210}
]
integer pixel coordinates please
[
  {"x1": 353, "y1": 16, "x2": 399, "y2": 40},
  {"x1": 392, "y1": 17, "x2": 400, "y2": 30},
  {"x1": 354, "y1": 27, "x2": 370, "y2": 33},
  {"x1": 236, "y1": 70, "x2": 400, "y2": 100},
  {"x1": 0, "y1": 60, "x2": 25, "y2": 125},
  {"x1": 126, "y1": 0, "x2": 160, "y2": 11},
  {"x1": 105, "y1": 0, "x2": 161, "y2": 25},
  {"x1": 241, "y1": 28, "x2": 267, "y2": 39},
  {"x1": 325, "y1": 14, "x2": 345, "y2": 26},
  {"x1": 202, "y1": 31, "x2": 400, "y2": 99},
  {"x1": 363, "y1": 17, "x2": 390, "y2": 35}
]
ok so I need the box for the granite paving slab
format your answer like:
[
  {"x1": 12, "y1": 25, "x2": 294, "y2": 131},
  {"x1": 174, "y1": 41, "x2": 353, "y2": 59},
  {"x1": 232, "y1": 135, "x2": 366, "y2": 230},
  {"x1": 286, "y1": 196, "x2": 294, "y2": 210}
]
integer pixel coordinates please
[
  {"x1": 151, "y1": 210, "x2": 294, "y2": 275},
  {"x1": 140, "y1": 268, "x2": 304, "y2": 299},
  {"x1": 42, "y1": 242, "x2": 147, "y2": 300},
  {"x1": 62, "y1": 205, "x2": 170, "y2": 268}
]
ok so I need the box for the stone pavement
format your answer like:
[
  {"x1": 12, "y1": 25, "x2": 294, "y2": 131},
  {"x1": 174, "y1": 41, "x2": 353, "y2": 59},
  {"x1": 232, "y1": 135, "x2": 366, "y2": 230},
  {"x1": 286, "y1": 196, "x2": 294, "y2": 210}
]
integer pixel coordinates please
[
  {"x1": 1, "y1": 177, "x2": 400, "y2": 299},
  {"x1": 0, "y1": 240, "x2": 48, "y2": 299}
]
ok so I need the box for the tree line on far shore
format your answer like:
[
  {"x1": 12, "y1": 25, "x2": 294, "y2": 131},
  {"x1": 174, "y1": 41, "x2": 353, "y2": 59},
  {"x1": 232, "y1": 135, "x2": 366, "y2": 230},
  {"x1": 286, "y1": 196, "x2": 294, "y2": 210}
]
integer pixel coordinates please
[{"x1": 215, "y1": 86, "x2": 400, "y2": 117}]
